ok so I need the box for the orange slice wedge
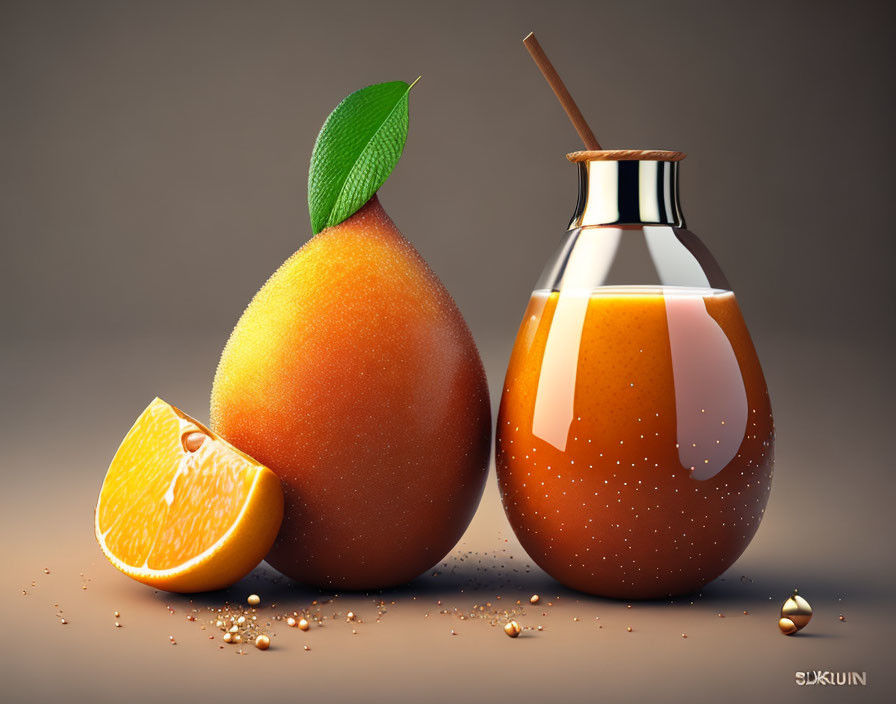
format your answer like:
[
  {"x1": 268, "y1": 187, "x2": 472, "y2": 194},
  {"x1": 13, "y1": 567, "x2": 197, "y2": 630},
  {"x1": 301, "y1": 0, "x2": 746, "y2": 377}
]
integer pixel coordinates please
[{"x1": 95, "y1": 397, "x2": 283, "y2": 592}]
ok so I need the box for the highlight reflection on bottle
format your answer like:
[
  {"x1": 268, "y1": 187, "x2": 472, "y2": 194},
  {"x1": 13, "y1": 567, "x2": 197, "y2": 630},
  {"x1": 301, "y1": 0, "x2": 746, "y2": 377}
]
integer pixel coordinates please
[{"x1": 496, "y1": 153, "x2": 774, "y2": 599}]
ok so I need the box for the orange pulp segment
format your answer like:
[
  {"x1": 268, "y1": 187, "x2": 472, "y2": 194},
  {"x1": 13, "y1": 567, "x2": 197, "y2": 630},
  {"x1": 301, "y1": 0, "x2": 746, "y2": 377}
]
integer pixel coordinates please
[{"x1": 95, "y1": 397, "x2": 284, "y2": 593}]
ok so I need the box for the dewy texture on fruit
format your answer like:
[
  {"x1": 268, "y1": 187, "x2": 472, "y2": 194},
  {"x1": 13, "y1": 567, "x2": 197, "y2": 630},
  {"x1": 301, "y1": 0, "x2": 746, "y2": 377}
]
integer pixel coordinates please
[
  {"x1": 95, "y1": 398, "x2": 284, "y2": 593},
  {"x1": 211, "y1": 195, "x2": 491, "y2": 589}
]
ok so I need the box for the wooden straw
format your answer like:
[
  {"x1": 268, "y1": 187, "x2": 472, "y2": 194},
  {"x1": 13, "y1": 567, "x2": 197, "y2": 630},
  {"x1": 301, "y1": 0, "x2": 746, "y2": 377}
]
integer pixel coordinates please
[{"x1": 523, "y1": 32, "x2": 601, "y2": 150}]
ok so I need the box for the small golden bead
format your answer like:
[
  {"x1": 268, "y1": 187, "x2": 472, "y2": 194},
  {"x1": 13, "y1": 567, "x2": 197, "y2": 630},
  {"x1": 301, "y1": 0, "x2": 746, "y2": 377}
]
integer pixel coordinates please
[
  {"x1": 504, "y1": 621, "x2": 521, "y2": 638},
  {"x1": 778, "y1": 617, "x2": 799, "y2": 635},
  {"x1": 781, "y1": 592, "x2": 812, "y2": 630},
  {"x1": 255, "y1": 634, "x2": 270, "y2": 650}
]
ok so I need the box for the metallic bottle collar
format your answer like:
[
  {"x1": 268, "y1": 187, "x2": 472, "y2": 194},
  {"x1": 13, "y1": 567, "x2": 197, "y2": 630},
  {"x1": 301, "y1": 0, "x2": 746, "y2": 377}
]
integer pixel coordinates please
[{"x1": 568, "y1": 159, "x2": 686, "y2": 229}]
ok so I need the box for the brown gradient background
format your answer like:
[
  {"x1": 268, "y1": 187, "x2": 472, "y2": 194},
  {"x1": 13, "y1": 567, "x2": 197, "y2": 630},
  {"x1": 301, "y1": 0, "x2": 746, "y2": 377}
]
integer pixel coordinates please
[{"x1": 2, "y1": 1, "x2": 894, "y2": 702}]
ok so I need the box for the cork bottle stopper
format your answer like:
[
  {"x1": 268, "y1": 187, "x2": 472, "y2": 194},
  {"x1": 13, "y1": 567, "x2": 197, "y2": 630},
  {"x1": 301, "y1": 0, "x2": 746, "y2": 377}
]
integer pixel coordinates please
[{"x1": 566, "y1": 149, "x2": 686, "y2": 162}]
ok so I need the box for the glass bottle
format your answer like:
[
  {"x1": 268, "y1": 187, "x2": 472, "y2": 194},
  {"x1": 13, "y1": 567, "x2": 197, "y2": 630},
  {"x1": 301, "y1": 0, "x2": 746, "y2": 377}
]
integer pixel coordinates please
[{"x1": 496, "y1": 151, "x2": 774, "y2": 599}]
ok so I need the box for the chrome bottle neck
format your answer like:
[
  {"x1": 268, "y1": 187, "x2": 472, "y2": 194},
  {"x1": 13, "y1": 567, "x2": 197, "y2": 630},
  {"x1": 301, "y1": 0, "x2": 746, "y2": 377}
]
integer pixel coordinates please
[{"x1": 568, "y1": 157, "x2": 686, "y2": 229}]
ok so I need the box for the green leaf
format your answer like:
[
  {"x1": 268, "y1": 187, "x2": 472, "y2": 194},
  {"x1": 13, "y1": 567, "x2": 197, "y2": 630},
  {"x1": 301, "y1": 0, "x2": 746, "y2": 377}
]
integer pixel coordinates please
[{"x1": 308, "y1": 79, "x2": 418, "y2": 234}]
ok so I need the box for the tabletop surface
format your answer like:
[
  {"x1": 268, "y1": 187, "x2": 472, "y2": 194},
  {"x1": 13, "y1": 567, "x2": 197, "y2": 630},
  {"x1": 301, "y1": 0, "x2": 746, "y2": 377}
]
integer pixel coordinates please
[{"x1": 2, "y1": 331, "x2": 891, "y2": 704}]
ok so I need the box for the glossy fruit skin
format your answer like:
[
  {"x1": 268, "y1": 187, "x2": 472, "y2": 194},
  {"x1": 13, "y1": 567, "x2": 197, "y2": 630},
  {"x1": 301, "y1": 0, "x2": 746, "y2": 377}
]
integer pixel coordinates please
[{"x1": 211, "y1": 196, "x2": 491, "y2": 590}]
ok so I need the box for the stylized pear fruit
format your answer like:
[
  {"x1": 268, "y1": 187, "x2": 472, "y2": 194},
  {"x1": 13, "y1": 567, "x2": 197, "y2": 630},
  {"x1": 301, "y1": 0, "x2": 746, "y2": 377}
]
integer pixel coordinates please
[{"x1": 211, "y1": 81, "x2": 491, "y2": 589}]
